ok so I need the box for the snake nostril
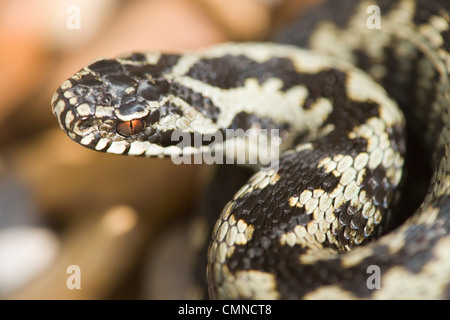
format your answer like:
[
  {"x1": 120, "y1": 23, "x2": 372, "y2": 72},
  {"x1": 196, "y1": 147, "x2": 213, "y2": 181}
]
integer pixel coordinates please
[
  {"x1": 73, "y1": 118, "x2": 97, "y2": 136},
  {"x1": 77, "y1": 118, "x2": 93, "y2": 131}
]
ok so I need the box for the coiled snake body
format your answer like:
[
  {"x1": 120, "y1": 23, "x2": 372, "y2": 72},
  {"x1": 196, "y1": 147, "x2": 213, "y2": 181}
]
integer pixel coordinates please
[{"x1": 52, "y1": 0, "x2": 450, "y2": 299}]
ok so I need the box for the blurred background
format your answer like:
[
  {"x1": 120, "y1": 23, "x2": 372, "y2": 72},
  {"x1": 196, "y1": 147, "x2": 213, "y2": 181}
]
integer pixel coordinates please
[{"x1": 0, "y1": 0, "x2": 322, "y2": 299}]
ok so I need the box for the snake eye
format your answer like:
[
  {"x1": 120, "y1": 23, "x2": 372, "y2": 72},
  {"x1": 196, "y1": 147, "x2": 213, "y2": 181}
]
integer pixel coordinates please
[{"x1": 116, "y1": 119, "x2": 146, "y2": 136}]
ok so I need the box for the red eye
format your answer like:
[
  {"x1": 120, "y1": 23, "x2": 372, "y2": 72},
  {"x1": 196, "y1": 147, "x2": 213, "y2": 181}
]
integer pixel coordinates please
[{"x1": 116, "y1": 119, "x2": 146, "y2": 136}]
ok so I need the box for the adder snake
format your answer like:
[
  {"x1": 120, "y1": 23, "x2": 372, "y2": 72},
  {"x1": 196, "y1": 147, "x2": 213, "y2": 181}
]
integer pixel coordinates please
[{"x1": 51, "y1": 0, "x2": 450, "y2": 299}]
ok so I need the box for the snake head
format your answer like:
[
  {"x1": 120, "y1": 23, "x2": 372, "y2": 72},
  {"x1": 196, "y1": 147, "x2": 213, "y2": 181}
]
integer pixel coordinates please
[{"x1": 51, "y1": 53, "x2": 192, "y2": 157}]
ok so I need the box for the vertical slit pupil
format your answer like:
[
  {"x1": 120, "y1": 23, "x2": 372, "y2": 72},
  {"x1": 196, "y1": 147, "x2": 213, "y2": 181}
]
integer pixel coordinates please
[{"x1": 117, "y1": 119, "x2": 145, "y2": 136}]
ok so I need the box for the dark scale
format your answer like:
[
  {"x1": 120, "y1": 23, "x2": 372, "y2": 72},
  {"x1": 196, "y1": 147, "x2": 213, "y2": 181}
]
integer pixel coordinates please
[
  {"x1": 169, "y1": 83, "x2": 221, "y2": 122},
  {"x1": 122, "y1": 54, "x2": 181, "y2": 80},
  {"x1": 137, "y1": 79, "x2": 170, "y2": 101},
  {"x1": 103, "y1": 74, "x2": 137, "y2": 97},
  {"x1": 122, "y1": 53, "x2": 147, "y2": 62},
  {"x1": 88, "y1": 58, "x2": 125, "y2": 76},
  {"x1": 186, "y1": 55, "x2": 304, "y2": 91},
  {"x1": 227, "y1": 111, "x2": 290, "y2": 133}
]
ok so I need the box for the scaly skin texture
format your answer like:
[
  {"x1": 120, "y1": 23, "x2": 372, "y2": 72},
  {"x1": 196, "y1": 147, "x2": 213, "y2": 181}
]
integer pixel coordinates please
[{"x1": 52, "y1": 0, "x2": 450, "y2": 299}]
